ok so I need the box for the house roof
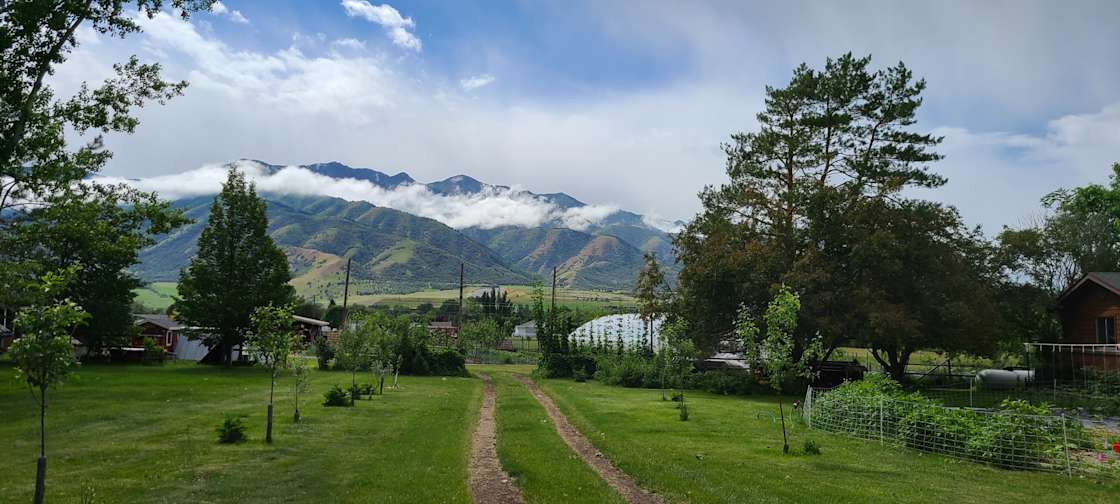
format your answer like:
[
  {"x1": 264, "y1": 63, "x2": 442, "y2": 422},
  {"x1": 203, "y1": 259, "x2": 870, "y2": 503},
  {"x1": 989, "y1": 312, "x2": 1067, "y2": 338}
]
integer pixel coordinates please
[
  {"x1": 134, "y1": 314, "x2": 184, "y2": 331},
  {"x1": 428, "y1": 321, "x2": 457, "y2": 329},
  {"x1": 1057, "y1": 272, "x2": 1120, "y2": 304},
  {"x1": 293, "y1": 315, "x2": 330, "y2": 327},
  {"x1": 514, "y1": 321, "x2": 537, "y2": 330}
]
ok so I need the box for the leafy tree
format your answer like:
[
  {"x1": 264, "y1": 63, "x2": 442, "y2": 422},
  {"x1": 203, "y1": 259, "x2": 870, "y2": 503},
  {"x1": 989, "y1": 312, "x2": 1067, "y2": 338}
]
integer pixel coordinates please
[
  {"x1": 9, "y1": 268, "x2": 90, "y2": 504},
  {"x1": 292, "y1": 357, "x2": 312, "y2": 423},
  {"x1": 335, "y1": 319, "x2": 374, "y2": 400},
  {"x1": 459, "y1": 318, "x2": 503, "y2": 351},
  {"x1": 0, "y1": 2, "x2": 208, "y2": 357},
  {"x1": 0, "y1": 1, "x2": 211, "y2": 217},
  {"x1": 177, "y1": 168, "x2": 294, "y2": 366},
  {"x1": 635, "y1": 253, "x2": 670, "y2": 354},
  {"x1": 676, "y1": 53, "x2": 944, "y2": 361},
  {"x1": 736, "y1": 286, "x2": 822, "y2": 453},
  {"x1": 248, "y1": 303, "x2": 298, "y2": 443},
  {"x1": 9, "y1": 183, "x2": 188, "y2": 356}
]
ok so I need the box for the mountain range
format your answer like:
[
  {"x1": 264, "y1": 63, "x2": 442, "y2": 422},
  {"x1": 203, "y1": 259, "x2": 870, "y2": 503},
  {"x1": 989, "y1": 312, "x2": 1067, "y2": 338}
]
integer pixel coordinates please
[{"x1": 135, "y1": 160, "x2": 681, "y2": 300}]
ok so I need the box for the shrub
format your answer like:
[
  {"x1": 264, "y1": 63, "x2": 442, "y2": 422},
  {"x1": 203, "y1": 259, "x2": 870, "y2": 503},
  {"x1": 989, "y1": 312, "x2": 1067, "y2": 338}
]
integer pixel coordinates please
[
  {"x1": 573, "y1": 368, "x2": 589, "y2": 382},
  {"x1": 679, "y1": 395, "x2": 689, "y2": 421},
  {"x1": 141, "y1": 336, "x2": 166, "y2": 365},
  {"x1": 802, "y1": 439, "x2": 821, "y2": 455},
  {"x1": 216, "y1": 414, "x2": 247, "y2": 444},
  {"x1": 686, "y1": 370, "x2": 765, "y2": 395},
  {"x1": 323, "y1": 384, "x2": 353, "y2": 407},
  {"x1": 813, "y1": 376, "x2": 1091, "y2": 469},
  {"x1": 314, "y1": 337, "x2": 335, "y2": 370}
]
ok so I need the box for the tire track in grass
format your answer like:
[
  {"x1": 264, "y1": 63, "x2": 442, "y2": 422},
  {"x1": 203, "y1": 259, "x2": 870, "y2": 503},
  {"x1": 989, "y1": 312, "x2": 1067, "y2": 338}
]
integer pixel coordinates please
[
  {"x1": 469, "y1": 373, "x2": 524, "y2": 504},
  {"x1": 514, "y1": 374, "x2": 664, "y2": 504}
]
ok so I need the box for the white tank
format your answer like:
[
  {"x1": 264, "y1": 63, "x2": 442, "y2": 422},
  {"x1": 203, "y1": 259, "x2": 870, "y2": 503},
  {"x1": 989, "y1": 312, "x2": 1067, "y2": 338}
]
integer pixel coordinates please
[{"x1": 976, "y1": 369, "x2": 1033, "y2": 390}]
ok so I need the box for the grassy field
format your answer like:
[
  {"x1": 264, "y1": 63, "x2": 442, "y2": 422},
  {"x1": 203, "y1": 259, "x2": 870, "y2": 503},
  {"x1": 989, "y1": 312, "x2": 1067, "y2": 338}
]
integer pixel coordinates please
[
  {"x1": 132, "y1": 283, "x2": 637, "y2": 313},
  {"x1": 133, "y1": 282, "x2": 179, "y2": 312},
  {"x1": 0, "y1": 361, "x2": 481, "y2": 503},
  {"x1": 538, "y1": 378, "x2": 1120, "y2": 504},
  {"x1": 4, "y1": 360, "x2": 1112, "y2": 503},
  {"x1": 473, "y1": 365, "x2": 625, "y2": 504}
]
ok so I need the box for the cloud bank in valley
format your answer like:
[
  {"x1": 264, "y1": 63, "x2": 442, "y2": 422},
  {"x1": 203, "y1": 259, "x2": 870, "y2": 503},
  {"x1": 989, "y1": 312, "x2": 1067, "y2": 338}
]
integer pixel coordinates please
[{"x1": 94, "y1": 161, "x2": 622, "y2": 231}]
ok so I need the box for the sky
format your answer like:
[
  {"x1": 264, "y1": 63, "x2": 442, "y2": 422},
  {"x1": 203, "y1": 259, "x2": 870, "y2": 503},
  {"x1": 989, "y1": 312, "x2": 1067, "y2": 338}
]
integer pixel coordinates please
[{"x1": 59, "y1": 0, "x2": 1120, "y2": 234}]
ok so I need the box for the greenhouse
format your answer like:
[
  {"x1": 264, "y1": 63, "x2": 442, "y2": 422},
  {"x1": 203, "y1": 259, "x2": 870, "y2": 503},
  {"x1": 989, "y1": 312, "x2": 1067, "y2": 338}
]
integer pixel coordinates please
[{"x1": 569, "y1": 313, "x2": 663, "y2": 352}]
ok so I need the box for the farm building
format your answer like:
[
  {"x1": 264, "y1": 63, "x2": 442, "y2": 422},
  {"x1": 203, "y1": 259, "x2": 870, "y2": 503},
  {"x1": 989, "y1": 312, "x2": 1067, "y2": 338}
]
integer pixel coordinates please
[
  {"x1": 294, "y1": 315, "x2": 330, "y2": 342},
  {"x1": 512, "y1": 320, "x2": 537, "y2": 339},
  {"x1": 134, "y1": 314, "x2": 183, "y2": 351},
  {"x1": 1027, "y1": 272, "x2": 1120, "y2": 384}
]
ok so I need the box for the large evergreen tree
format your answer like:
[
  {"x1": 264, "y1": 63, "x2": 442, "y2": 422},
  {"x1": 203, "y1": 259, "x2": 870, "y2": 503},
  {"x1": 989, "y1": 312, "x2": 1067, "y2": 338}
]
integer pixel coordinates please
[
  {"x1": 676, "y1": 53, "x2": 983, "y2": 368},
  {"x1": 177, "y1": 168, "x2": 294, "y2": 366}
]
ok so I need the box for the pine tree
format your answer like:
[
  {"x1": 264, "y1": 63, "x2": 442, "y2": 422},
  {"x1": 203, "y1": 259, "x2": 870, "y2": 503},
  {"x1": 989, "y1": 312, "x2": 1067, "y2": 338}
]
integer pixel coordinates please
[{"x1": 177, "y1": 167, "x2": 294, "y2": 366}]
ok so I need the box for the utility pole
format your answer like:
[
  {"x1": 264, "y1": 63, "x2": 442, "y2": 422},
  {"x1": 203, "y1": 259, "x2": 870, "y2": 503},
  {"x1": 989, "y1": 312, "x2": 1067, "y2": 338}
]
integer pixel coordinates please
[
  {"x1": 457, "y1": 262, "x2": 465, "y2": 340},
  {"x1": 341, "y1": 257, "x2": 352, "y2": 331},
  {"x1": 550, "y1": 267, "x2": 558, "y2": 352}
]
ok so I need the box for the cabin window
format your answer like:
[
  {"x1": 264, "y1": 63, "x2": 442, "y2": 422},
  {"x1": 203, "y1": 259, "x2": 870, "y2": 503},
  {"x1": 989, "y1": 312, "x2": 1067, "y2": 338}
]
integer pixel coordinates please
[{"x1": 1096, "y1": 317, "x2": 1116, "y2": 344}]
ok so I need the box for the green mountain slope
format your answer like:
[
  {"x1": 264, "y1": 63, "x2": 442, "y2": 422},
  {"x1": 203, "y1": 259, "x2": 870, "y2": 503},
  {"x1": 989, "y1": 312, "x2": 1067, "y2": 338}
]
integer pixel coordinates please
[{"x1": 136, "y1": 194, "x2": 529, "y2": 300}]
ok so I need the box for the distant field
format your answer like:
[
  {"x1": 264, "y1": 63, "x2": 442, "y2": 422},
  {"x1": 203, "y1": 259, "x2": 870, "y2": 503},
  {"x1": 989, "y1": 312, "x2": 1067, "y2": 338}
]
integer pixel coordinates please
[
  {"x1": 133, "y1": 282, "x2": 637, "y2": 313},
  {"x1": 133, "y1": 282, "x2": 179, "y2": 312}
]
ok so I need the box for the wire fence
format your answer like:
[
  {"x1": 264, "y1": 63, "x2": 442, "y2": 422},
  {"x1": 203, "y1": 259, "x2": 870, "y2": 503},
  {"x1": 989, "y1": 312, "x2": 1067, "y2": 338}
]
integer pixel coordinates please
[{"x1": 804, "y1": 386, "x2": 1120, "y2": 478}]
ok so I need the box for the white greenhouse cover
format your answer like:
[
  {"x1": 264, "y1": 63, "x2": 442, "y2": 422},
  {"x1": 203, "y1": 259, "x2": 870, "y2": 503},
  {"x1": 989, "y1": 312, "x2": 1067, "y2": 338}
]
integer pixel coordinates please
[{"x1": 569, "y1": 313, "x2": 663, "y2": 351}]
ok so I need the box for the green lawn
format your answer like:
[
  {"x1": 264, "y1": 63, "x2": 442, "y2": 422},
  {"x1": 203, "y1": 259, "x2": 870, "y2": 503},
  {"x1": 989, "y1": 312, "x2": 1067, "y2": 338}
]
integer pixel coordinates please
[
  {"x1": 472, "y1": 365, "x2": 625, "y2": 504},
  {"x1": 538, "y1": 378, "x2": 1120, "y2": 504},
  {"x1": 0, "y1": 361, "x2": 481, "y2": 503}
]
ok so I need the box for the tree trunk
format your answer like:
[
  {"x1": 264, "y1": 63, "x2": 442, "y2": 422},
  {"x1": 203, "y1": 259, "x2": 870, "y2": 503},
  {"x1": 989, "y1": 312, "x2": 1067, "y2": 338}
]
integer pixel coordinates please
[
  {"x1": 224, "y1": 341, "x2": 232, "y2": 368},
  {"x1": 34, "y1": 385, "x2": 46, "y2": 504},
  {"x1": 778, "y1": 396, "x2": 789, "y2": 455},
  {"x1": 266, "y1": 375, "x2": 275, "y2": 443}
]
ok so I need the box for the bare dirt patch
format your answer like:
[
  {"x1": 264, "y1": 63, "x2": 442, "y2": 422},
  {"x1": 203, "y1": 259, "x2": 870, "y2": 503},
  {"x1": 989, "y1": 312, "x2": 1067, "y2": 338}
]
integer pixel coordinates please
[
  {"x1": 515, "y1": 374, "x2": 663, "y2": 504},
  {"x1": 469, "y1": 373, "x2": 524, "y2": 504}
]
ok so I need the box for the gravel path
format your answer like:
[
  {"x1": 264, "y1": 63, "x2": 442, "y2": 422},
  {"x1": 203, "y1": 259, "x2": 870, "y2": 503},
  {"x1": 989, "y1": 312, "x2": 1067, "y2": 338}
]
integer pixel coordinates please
[
  {"x1": 515, "y1": 374, "x2": 664, "y2": 504},
  {"x1": 469, "y1": 373, "x2": 524, "y2": 504}
]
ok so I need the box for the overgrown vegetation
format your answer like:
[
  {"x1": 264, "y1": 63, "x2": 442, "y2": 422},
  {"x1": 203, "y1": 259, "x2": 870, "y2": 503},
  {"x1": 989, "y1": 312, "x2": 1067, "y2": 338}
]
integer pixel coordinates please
[{"x1": 809, "y1": 374, "x2": 1113, "y2": 473}]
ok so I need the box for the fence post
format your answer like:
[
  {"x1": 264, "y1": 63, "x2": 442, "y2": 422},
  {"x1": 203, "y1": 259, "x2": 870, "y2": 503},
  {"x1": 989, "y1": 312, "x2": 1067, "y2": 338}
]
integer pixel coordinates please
[
  {"x1": 969, "y1": 377, "x2": 974, "y2": 408},
  {"x1": 878, "y1": 397, "x2": 884, "y2": 444},
  {"x1": 1061, "y1": 414, "x2": 1073, "y2": 477},
  {"x1": 804, "y1": 386, "x2": 813, "y2": 428}
]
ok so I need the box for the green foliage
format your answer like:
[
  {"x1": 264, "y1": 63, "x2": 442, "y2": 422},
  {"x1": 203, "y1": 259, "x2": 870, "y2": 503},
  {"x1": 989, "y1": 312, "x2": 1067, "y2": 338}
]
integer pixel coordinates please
[
  {"x1": 141, "y1": 336, "x2": 166, "y2": 365},
  {"x1": 313, "y1": 336, "x2": 335, "y2": 370},
  {"x1": 802, "y1": 439, "x2": 821, "y2": 456},
  {"x1": 736, "y1": 286, "x2": 822, "y2": 390},
  {"x1": 459, "y1": 319, "x2": 504, "y2": 351},
  {"x1": 291, "y1": 358, "x2": 311, "y2": 422},
  {"x1": 176, "y1": 168, "x2": 294, "y2": 365},
  {"x1": 678, "y1": 394, "x2": 689, "y2": 421},
  {"x1": 322, "y1": 385, "x2": 353, "y2": 407},
  {"x1": 813, "y1": 377, "x2": 1093, "y2": 469},
  {"x1": 248, "y1": 304, "x2": 298, "y2": 380},
  {"x1": 685, "y1": 371, "x2": 766, "y2": 396},
  {"x1": 10, "y1": 269, "x2": 90, "y2": 391},
  {"x1": 216, "y1": 414, "x2": 248, "y2": 444}
]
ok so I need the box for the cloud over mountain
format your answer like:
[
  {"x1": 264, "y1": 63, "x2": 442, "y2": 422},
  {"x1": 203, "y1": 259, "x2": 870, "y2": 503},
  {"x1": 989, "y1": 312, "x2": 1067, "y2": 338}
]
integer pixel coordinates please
[{"x1": 95, "y1": 161, "x2": 620, "y2": 231}]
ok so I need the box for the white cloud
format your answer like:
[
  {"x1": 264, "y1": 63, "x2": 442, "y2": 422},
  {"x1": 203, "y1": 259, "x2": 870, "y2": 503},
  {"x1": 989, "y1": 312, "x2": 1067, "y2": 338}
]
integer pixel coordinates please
[
  {"x1": 460, "y1": 74, "x2": 496, "y2": 91},
  {"x1": 132, "y1": 11, "x2": 397, "y2": 123},
  {"x1": 210, "y1": 1, "x2": 249, "y2": 24},
  {"x1": 340, "y1": 1, "x2": 421, "y2": 51},
  {"x1": 332, "y1": 38, "x2": 367, "y2": 51},
  {"x1": 94, "y1": 161, "x2": 620, "y2": 231}
]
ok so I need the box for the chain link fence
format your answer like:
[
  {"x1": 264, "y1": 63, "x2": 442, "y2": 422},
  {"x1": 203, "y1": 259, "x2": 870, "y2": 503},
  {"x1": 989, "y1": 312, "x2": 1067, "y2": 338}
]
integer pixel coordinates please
[{"x1": 804, "y1": 385, "x2": 1120, "y2": 478}]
